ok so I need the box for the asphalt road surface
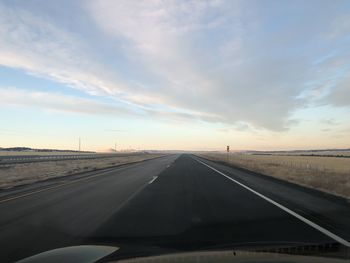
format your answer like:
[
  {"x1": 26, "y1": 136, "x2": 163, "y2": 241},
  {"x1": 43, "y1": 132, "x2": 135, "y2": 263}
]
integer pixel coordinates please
[{"x1": 0, "y1": 154, "x2": 349, "y2": 262}]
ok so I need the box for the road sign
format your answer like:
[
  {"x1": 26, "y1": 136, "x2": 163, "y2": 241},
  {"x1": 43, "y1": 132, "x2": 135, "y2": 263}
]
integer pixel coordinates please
[{"x1": 227, "y1": 145, "x2": 230, "y2": 152}]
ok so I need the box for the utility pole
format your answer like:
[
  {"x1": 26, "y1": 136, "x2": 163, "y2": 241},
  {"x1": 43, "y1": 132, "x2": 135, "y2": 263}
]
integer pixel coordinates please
[
  {"x1": 114, "y1": 142, "x2": 117, "y2": 152},
  {"x1": 226, "y1": 145, "x2": 230, "y2": 162},
  {"x1": 79, "y1": 137, "x2": 81, "y2": 152}
]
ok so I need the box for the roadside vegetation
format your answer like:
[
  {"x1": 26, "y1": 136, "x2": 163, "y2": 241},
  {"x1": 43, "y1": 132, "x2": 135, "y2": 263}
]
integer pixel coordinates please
[
  {"x1": 0, "y1": 154, "x2": 164, "y2": 189},
  {"x1": 0, "y1": 151, "x2": 92, "y2": 156},
  {"x1": 200, "y1": 152, "x2": 350, "y2": 199}
]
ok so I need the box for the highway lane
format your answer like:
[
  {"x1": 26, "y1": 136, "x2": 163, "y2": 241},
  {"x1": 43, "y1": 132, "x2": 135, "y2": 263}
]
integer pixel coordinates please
[
  {"x1": 1, "y1": 154, "x2": 349, "y2": 262},
  {"x1": 93, "y1": 155, "x2": 336, "y2": 245},
  {"x1": 0, "y1": 155, "x2": 178, "y2": 262},
  {"x1": 195, "y1": 156, "x2": 350, "y2": 243}
]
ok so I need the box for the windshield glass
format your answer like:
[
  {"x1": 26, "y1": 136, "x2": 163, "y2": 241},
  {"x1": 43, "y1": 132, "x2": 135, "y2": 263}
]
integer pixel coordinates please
[{"x1": 0, "y1": 0, "x2": 349, "y2": 262}]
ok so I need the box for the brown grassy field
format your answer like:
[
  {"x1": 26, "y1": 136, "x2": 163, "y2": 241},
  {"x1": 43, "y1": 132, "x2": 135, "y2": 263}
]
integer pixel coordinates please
[
  {"x1": 200, "y1": 153, "x2": 350, "y2": 199},
  {"x1": 0, "y1": 151, "x2": 92, "y2": 156},
  {"x1": 255, "y1": 150, "x2": 350, "y2": 157},
  {"x1": 0, "y1": 154, "x2": 164, "y2": 189}
]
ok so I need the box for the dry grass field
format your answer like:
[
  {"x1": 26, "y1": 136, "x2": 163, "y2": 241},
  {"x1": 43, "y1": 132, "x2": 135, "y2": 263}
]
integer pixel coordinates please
[
  {"x1": 257, "y1": 150, "x2": 350, "y2": 157},
  {"x1": 0, "y1": 151, "x2": 92, "y2": 156},
  {"x1": 200, "y1": 153, "x2": 350, "y2": 199},
  {"x1": 0, "y1": 154, "x2": 164, "y2": 189}
]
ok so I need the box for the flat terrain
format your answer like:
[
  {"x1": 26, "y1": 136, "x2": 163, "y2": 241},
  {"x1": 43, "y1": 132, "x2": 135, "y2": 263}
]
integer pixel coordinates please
[
  {"x1": 0, "y1": 154, "x2": 349, "y2": 262},
  {"x1": 0, "y1": 151, "x2": 92, "y2": 156},
  {"x1": 201, "y1": 153, "x2": 350, "y2": 199},
  {"x1": 245, "y1": 150, "x2": 350, "y2": 157},
  {"x1": 0, "y1": 153, "x2": 164, "y2": 189}
]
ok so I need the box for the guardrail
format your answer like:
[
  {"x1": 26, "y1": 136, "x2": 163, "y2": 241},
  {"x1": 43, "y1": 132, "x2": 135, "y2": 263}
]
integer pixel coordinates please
[{"x1": 0, "y1": 152, "x2": 145, "y2": 165}]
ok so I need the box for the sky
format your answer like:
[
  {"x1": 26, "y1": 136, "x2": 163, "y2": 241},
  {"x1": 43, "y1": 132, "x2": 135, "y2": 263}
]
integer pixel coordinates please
[{"x1": 0, "y1": 0, "x2": 349, "y2": 152}]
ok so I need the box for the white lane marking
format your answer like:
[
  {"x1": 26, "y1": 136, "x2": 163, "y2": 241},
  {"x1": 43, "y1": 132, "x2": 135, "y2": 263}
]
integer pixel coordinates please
[
  {"x1": 166, "y1": 164, "x2": 170, "y2": 168},
  {"x1": 0, "y1": 158, "x2": 165, "y2": 203},
  {"x1": 195, "y1": 158, "x2": 350, "y2": 247},
  {"x1": 0, "y1": 168, "x2": 124, "y2": 204},
  {"x1": 148, "y1": 176, "x2": 158, "y2": 184}
]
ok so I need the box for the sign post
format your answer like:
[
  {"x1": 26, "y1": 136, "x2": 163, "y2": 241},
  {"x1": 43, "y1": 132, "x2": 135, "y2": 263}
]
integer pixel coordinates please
[{"x1": 226, "y1": 145, "x2": 230, "y2": 162}]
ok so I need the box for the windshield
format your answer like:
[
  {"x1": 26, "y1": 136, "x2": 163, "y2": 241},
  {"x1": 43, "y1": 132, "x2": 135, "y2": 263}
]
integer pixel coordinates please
[{"x1": 0, "y1": 1, "x2": 350, "y2": 262}]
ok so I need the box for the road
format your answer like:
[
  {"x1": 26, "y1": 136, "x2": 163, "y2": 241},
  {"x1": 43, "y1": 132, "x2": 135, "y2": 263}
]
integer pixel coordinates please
[{"x1": 0, "y1": 154, "x2": 349, "y2": 262}]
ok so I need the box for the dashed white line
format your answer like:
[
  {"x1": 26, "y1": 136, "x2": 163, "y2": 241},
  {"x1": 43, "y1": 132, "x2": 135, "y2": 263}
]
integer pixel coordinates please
[
  {"x1": 196, "y1": 158, "x2": 350, "y2": 247},
  {"x1": 148, "y1": 176, "x2": 158, "y2": 184}
]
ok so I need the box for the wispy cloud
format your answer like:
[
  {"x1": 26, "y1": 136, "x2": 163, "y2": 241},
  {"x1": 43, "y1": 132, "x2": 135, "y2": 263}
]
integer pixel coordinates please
[
  {"x1": 0, "y1": 87, "x2": 219, "y2": 125},
  {"x1": 0, "y1": 0, "x2": 349, "y2": 132},
  {"x1": 327, "y1": 74, "x2": 350, "y2": 107},
  {"x1": 0, "y1": 2, "x2": 131, "y2": 98},
  {"x1": 320, "y1": 118, "x2": 340, "y2": 126},
  {"x1": 86, "y1": 0, "x2": 350, "y2": 130},
  {"x1": 0, "y1": 87, "x2": 134, "y2": 117},
  {"x1": 104, "y1": 129, "x2": 127, "y2": 133}
]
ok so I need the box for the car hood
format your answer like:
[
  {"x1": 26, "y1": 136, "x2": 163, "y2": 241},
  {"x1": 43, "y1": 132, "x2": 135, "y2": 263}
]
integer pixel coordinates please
[
  {"x1": 16, "y1": 245, "x2": 118, "y2": 263},
  {"x1": 16, "y1": 244, "x2": 349, "y2": 263}
]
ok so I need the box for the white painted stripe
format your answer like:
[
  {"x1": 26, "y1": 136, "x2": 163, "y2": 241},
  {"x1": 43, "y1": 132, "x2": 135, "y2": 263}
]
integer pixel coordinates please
[
  {"x1": 0, "y1": 157, "x2": 165, "y2": 203},
  {"x1": 196, "y1": 158, "x2": 350, "y2": 247},
  {"x1": 148, "y1": 176, "x2": 158, "y2": 184}
]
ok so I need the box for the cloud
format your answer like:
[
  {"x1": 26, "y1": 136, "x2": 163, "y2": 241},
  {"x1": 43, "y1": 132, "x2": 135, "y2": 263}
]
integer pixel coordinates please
[
  {"x1": 320, "y1": 118, "x2": 340, "y2": 126},
  {"x1": 327, "y1": 75, "x2": 350, "y2": 107},
  {"x1": 327, "y1": 14, "x2": 350, "y2": 39},
  {"x1": 0, "y1": 1, "x2": 349, "y2": 131},
  {"x1": 0, "y1": 2, "x2": 131, "y2": 98},
  {"x1": 104, "y1": 129, "x2": 127, "y2": 133},
  {"x1": 87, "y1": 0, "x2": 344, "y2": 130},
  {"x1": 0, "y1": 87, "x2": 134, "y2": 117},
  {"x1": 218, "y1": 122, "x2": 254, "y2": 133},
  {"x1": 0, "y1": 87, "x2": 218, "y2": 125}
]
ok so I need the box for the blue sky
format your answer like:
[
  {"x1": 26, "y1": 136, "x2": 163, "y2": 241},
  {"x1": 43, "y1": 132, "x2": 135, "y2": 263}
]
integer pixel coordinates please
[{"x1": 0, "y1": 0, "x2": 349, "y2": 151}]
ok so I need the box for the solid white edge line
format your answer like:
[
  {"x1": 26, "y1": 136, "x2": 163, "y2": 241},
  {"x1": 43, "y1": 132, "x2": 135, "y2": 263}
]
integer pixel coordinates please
[
  {"x1": 195, "y1": 158, "x2": 350, "y2": 247},
  {"x1": 148, "y1": 176, "x2": 158, "y2": 184}
]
